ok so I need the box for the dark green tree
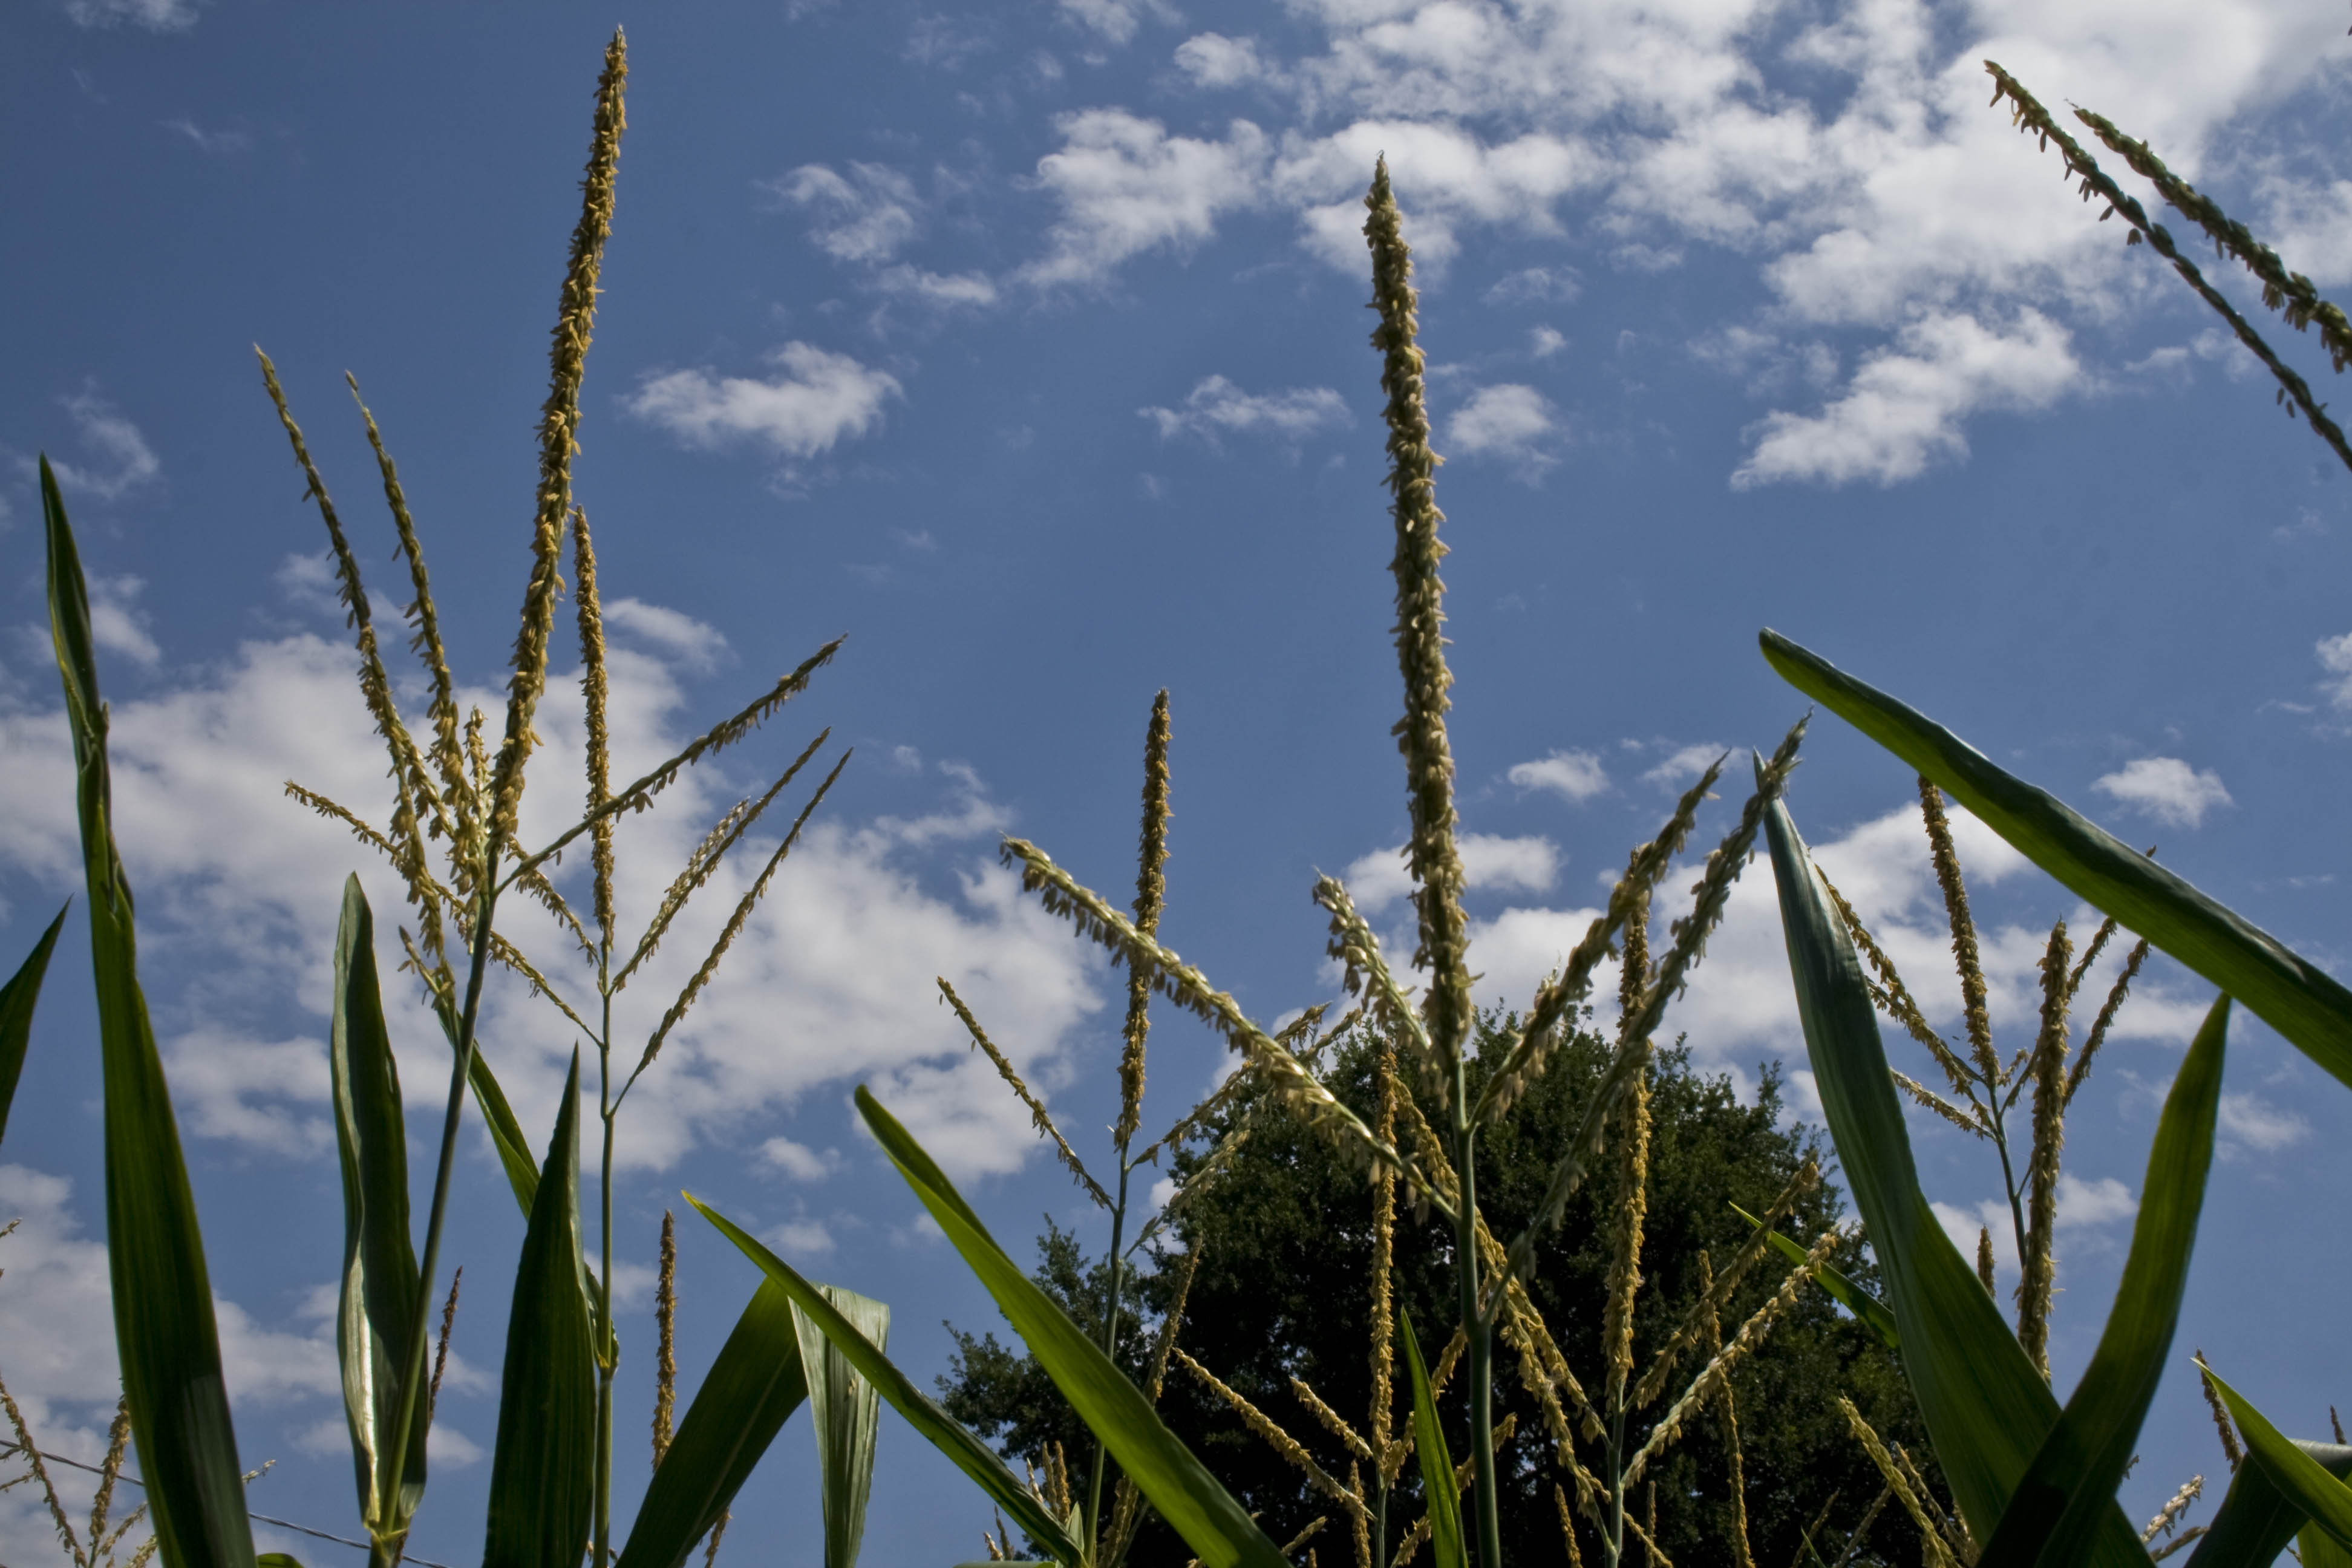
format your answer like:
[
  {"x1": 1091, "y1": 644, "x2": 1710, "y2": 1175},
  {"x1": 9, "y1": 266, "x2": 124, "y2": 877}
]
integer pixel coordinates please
[{"x1": 940, "y1": 1013, "x2": 1939, "y2": 1567}]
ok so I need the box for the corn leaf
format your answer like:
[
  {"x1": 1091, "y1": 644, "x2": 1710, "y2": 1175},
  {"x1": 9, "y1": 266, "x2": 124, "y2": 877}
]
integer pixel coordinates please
[
  {"x1": 329, "y1": 877, "x2": 428, "y2": 1544},
  {"x1": 1400, "y1": 1308, "x2": 1466, "y2": 1568},
  {"x1": 2305, "y1": 1527, "x2": 2352, "y2": 1568},
  {"x1": 1760, "y1": 629, "x2": 2352, "y2": 1093},
  {"x1": 45, "y1": 454, "x2": 259, "y2": 1568},
  {"x1": 468, "y1": 1044, "x2": 541, "y2": 1218},
  {"x1": 1762, "y1": 792, "x2": 2142, "y2": 1564},
  {"x1": 2203, "y1": 1366, "x2": 2352, "y2": 1550},
  {"x1": 1976, "y1": 995, "x2": 2227, "y2": 1568},
  {"x1": 1731, "y1": 1203, "x2": 1900, "y2": 1351},
  {"x1": 614, "y1": 1278, "x2": 809, "y2": 1568},
  {"x1": 684, "y1": 1195, "x2": 1085, "y2": 1566},
  {"x1": 792, "y1": 1285, "x2": 889, "y2": 1568},
  {"x1": 2183, "y1": 1433, "x2": 2352, "y2": 1567},
  {"x1": 0, "y1": 901, "x2": 68, "y2": 1151},
  {"x1": 846, "y1": 1086, "x2": 1292, "y2": 1568},
  {"x1": 483, "y1": 1051, "x2": 595, "y2": 1568}
]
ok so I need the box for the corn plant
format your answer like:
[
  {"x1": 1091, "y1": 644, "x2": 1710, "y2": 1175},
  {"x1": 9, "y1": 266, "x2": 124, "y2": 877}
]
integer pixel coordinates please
[
  {"x1": 1735, "y1": 60, "x2": 2352, "y2": 1568},
  {"x1": 5, "y1": 34, "x2": 895, "y2": 1568}
]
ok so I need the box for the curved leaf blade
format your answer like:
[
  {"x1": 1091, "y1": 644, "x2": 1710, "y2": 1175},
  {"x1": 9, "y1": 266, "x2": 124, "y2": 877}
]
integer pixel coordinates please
[
  {"x1": 2204, "y1": 1366, "x2": 2352, "y2": 1549},
  {"x1": 614, "y1": 1278, "x2": 809, "y2": 1568},
  {"x1": 483, "y1": 1051, "x2": 595, "y2": 1568},
  {"x1": 1731, "y1": 1203, "x2": 1900, "y2": 1351},
  {"x1": 330, "y1": 877, "x2": 428, "y2": 1543},
  {"x1": 0, "y1": 902, "x2": 68, "y2": 1152},
  {"x1": 1762, "y1": 791, "x2": 2142, "y2": 1564},
  {"x1": 2183, "y1": 1434, "x2": 2352, "y2": 1567},
  {"x1": 684, "y1": 1195, "x2": 1085, "y2": 1565},
  {"x1": 47, "y1": 456, "x2": 258, "y2": 1568},
  {"x1": 793, "y1": 1285, "x2": 889, "y2": 1568},
  {"x1": 1400, "y1": 1308, "x2": 1466, "y2": 1568},
  {"x1": 849, "y1": 1086, "x2": 1292, "y2": 1568},
  {"x1": 1979, "y1": 995, "x2": 2227, "y2": 1568},
  {"x1": 1761, "y1": 629, "x2": 2352, "y2": 1091}
]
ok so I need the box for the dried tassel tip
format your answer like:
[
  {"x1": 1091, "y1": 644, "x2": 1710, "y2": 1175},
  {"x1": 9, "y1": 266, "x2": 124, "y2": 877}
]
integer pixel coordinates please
[
  {"x1": 654, "y1": 1210, "x2": 678, "y2": 1468},
  {"x1": 573, "y1": 508, "x2": 617, "y2": 951}
]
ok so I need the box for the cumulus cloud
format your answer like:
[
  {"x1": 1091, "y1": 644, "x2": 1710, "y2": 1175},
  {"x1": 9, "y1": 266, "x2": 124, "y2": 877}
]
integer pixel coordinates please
[
  {"x1": 1343, "y1": 832, "x2": 1560, "y2": 912},
  {"x1": 85, "y1": 574, "x2": 160, "y2": 667},
  {"x1": 2316, "y1": 630, "x2": 2352, "y2": 709},
  {"x1": 2092, "y1": 757, "x2": 2232, "y2": 830},
  {"x1": 1638, "y1": 742, "x2": 1726, "y2": 788},
  {"x1": 1175, "y1": 33, "x2": 1270, "y2": 89},
  {"x1": 602, "y1": 598, "x2": 728, "y2": 673},
  {"x1": 2219, "y1": 1090, "x2": 2309, "y2": 1154},
  {"x1": 1141, "y1": 375, "x2": 1351, "y2": 445},
  {"x1": 1021, "y1": 112, "x2": 1271, "y2": 289},
  {"x1": 772, "y1": 162, "x2": 921, "y2": 264},
  {"x1": 41, "y1": 390, "x2": 162, "y2": 501},
  {"x1": 1059, "y1": 0, "x2": 1175, "y2": 46},
  {"x1": 1732, "y1": 310, "x2": 2080, "y2": 488},
  {"x1": 1507, "y1": 749, "x2": 1608, "y2": 803},
  {"x1": 874, "y1": 265, "x2": 999, "y2": 307},
  {"x1": 628, "y1": 344, "x2": 901, "y2": 460},
  {"x1": 1446, "y1": 384, "x2": 1558, "y2": 473}
]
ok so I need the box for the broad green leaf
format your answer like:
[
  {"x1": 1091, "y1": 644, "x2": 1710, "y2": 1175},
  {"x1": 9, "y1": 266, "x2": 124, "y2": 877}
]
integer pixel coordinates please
[
  {"x1": 685, "y1": 1196, "x2": 1084, "y2": 1564},
  {"x1": 483, "y1": 1052, "x2": 595, "y2": 1568},
  {"x1": 613, "y1": 1278, "x2": 809, "y2": 1568},
  {"x1": 257, "y1": 1555, "x2": 305, "y2": 1568},
  {"x1": 1731, "y1": 1203, "x2": 1900, "y2": 1351},
  {"x1": 46, "y1": 455, "x2": 258, "y2": 1568},
  {"x1": 0, "y1": 902, "x2": 67, "y2": 1151},
  {"x1": 848, "y1": 1086, "x2": 1292, "y2": 1568},
  {"x1": 329, "y1": 877, "x2": 428, "y2": 1544},
  {"x1": 2305, "y1": 1526, "x2": 2352, "y2": 1568},
  {"x1": 466, "y1": 1042, "x2": 540, "y2": 1218},
  {"x1": 1400, "y1": 1308, "x2": 1466, "y2": 1568},
  {"x1": 2183, "y1": 1432, "x2": 2352, "y2": 1567},
  {"x1": 1978, "y1": 995, "x2": 2227, "y2": 1568},
  {"x1": 2204, "y1": 1366, "x2": 2352, "y2": 1550},
  {"x1": 793, "y1": 1284, "x2": 889, "y2": 1568},
  {"x1": 1761, "y1": 629, "x2": 2352, "y2": 1093},
  {"x1": 1762, "y1": 792, "x2": 2142, "y2": 1565}
]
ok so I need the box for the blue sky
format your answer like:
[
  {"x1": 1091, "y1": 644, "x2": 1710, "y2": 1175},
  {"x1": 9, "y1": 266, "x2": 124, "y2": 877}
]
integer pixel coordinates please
[{"x1": 4, "y1": 0, "x2": 2352, "y2": 1560}]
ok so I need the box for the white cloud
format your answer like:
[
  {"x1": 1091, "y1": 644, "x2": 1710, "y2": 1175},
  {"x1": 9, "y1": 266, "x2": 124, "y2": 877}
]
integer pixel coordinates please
[
  {"x1": 1142, "y1": 375, "x2": 1351, "y2": 445},
  {"x1": 603, "y1": 598, "x2": 728, "y2": 673},
  {"x1": 0, "y1": 616, "x2": 1108, "y2": 1184},
  {"x1": 2092, "y1": 757, "x2": 2233, "y2": 830},
  {"x1": 2219, "y1": 1091, "x2": 2309, "y2": 1154},
  {"x1": 1445, "y1": 384, "x2": 1558, "y2": 473},
  {"x1": 1059, "y1": 0, "x2": 1175, "y2": 45},
  {"x1": 1639, "y1": 742, "x2": 1725, "y2": 789},
  {"x1": 1529, "y1": 325, "x2": 1567, "y2": 359},
  {"x1": 1175, "y1": 33, "x2": 1270, "y2": 89},
  {"x1": 1508, "y1": 749, "x2": 1608, "y2": 803},
  {"x1": 628, "y1": 344, "x2": 901, "y2": 460},
  {"x1": 66, "y1": 0, "x2": 194, "y2": 28},
  {"x1": 41, "y1": 390, "x2": 161, "y2": 502},
  {"x1": 766, "y1": 1218, "x2": 836, "y2": 1256},
  {"x1": 2317, "y1": 630, "x2": 2352, "y2": 709},
  {"x1": 85, "y1": 574, "x2": 160, "y2": 667},
  {"x1": 1486, "y1": 267, "x2": 1581, "y2": 306},
  {"x1": 772, "y1": 162, "x2": 921, "y2": 264},
  {"x1": 1022, "y1": 112, "x2": 1272, "y2": 289},
  {"x1": 1342, "y1": 831, "x2": 1560, "y2": 912},
  {"x1": 1733, "y1": 310, "x2": 2080, "y2": 488},
  {"x1": 164, "y1": 118, "x2": 251, "y2": 154},
  {"x1": 761, "y1": 1137, "x2": 841, "y2": 1180},
  {"x1": 874, "y1": 265, "x2": 999, "y2": 307}
]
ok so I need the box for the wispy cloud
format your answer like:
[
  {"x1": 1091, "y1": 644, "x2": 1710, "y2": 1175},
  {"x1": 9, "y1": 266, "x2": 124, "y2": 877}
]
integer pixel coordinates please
[
  {"x1": 40, "y1": 390, "x2": 161, "y2": 501},
  {"x1": 1141, "y1": 375, "x2": 1350, "y2": 445},
  {"x1": 1446, "y1": 384, "x2": 1558, "y2": 475},
  {"x1": 1344, "y1": 831, "x2": 1560, "y2": 913},
  {"x1": 1507, "y1": 749, "x2": 1608, "y2": 803},
  {"x1": 773, "y1": 162, "x2": 921, "y2": 264},
  {"x1": 67, "y1": 0, "x2": 195, "y2": 30}
]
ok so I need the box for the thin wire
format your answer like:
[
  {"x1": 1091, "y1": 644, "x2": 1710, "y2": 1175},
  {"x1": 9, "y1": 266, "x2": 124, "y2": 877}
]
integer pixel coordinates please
[{"x1": 0, "y1": 1441, "x2": 455, "y2": 1568}]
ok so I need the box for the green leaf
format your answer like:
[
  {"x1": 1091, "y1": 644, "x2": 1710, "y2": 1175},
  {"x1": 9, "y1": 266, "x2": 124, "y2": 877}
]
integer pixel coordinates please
[
  {"x1": 257, "y1": 1554, "x2": 306, "y2": 1568},
  {"x1": 2204, "y1": 1365, "x2": 2352, "y2": 1550},
  {"x1": 0, "y1": 901, "x2": 68, "y2": 1151},
  {"x1": 465, "y1": 1042, "x2": 540, "y2": 1218},
  {"x1": 1400, "y1": 1308, "x2": 1466, "y2": 1568},
  {"x1": 329, "y1": 877, "x2": 429, "y2": 1544},
  {"x1": 45, "y1": 454, "x2": 259, "y2": 1568},
  {"x1": 685, "y1": 1194, "x2": 1086, "y2": 1566},
  {"x1": 2305, "y1": 1526, "x2": 2352, "y2": 1568},
  {"x1": 614, "y1": 1278, "x2": 809, "y2": 1568},
  {"x1": 1978, "y1": 995, "x2": 2227, "y2": 1568},
  {"x1": 850, "y1": 1086, "x2": 1293, "y2": 1568},
  {"x1": 793, "y1": 1284, "x2": 890, "y2": 1568},
  {"x1": 1762, "y1": 792, "x2": 2142, "y2": 1565},
  {"x1": 1760, "y1": 629, "x2": 2352, "y2": 1093},
  {"x1": 483, "y1": 1051, "x2": 595, "y2": 1568},
  {"x1": 2183, "y1": 1432, "x2": 2352, "y2": 1567},
  {"x1": 1731, "y1": 1203, "x2": 1900, "y2": 1351}
]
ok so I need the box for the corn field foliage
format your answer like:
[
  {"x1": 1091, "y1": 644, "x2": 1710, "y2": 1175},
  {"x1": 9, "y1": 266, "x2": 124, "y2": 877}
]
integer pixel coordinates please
[{"x1": 8, "y1": 30, "x2": 2352, "y2": 1568}]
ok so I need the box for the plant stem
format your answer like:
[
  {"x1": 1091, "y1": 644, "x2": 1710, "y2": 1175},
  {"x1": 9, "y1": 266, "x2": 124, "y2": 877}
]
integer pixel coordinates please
[
  {"x1": 595, "y1": 985, "x2": 617, "y2": 1568},
  {"x1": 383, "y1": 872, "x2": 505, "y2": 1562},
  {"x1": 1086, "y1": 1154, "x2": 1134, "y2": 1552},
  {"x1": 1452, "y1": 1074, "x2": 1501, "y2": 1568}
]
